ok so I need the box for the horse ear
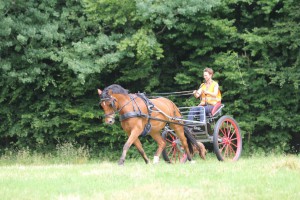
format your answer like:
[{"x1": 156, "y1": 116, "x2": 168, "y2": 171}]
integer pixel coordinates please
[
  {"x1": 97, "y1": 89, "x2": 102, "y2": 96},
  {"x1": 108, "y1": 89, "x2": 113, "y2": 95}
]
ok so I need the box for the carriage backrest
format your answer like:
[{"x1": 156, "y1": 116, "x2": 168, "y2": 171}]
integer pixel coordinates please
[{"x1": 210, "y1": 102, "x2": 224, "y2": 117}]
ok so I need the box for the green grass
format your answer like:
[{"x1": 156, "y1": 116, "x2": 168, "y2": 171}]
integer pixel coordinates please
[{"x1": 0, "y1": 154, "x2": 299, "y2": 200}]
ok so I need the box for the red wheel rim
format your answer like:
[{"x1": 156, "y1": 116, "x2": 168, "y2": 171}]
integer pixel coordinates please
[
  {"x1": 165, "y1": 132, "x2": 186, "y2": 163},
  {"x1": 217, "y1": 118, "x2": 241, "y2": 160}
]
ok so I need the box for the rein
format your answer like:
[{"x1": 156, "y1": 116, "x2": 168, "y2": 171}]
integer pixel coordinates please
[{"x1": 146, "y1": 90, "x2": 193, "y2": 98}]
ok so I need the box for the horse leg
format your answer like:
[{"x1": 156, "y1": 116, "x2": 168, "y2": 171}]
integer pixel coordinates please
[
  {"x1": 118, "y1": 129, "x2": 141, "y2": 165},
  {"x1": 150, "y1": 132, "x2": 166, "y2": 164},
  {"x1": 133, "y1": 138, "x2": 150, "y2": 164},
  {"x1": 170, "y1": 124, "x2": 193, "y2": 162},
  {"x1": 197, "y1": 142, "x2": 207, "y2": 160}
]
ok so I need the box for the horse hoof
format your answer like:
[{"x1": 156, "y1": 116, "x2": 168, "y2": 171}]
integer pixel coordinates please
[
  {"x1": 199, "y1": 149, "x2": 206, "y2": 160},
  {"x1": 200, "y1": 148, "x2": 207, "y2": 160},
  {"x1": 198, "y1": 142, "x2": 207, "y2": 160},
  {"x1": 200, "y1": 153, "x2": 206, "y2": 160},
  {"x1": 118, "y1": 159, "x2": 125, "y2": 166},
  {"x1": 153, "y1": 156, "x2": 159, "y2": 164},
  {"x1": 189, "y1": 160, "x2": 196, "y2": 164}
]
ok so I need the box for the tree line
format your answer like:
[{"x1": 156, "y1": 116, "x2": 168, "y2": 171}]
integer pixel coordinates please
[{"x1": 0, "y1": 0, "x2": 299, "y2": 156}]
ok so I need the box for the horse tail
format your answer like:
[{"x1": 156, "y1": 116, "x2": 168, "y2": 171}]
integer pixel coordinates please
[
  {"x1": 183, "y1": 127, "x2": 195, "y2": 155},
  {"x1": 184, "y1": 126, "x2": 205, "y2": 159}
]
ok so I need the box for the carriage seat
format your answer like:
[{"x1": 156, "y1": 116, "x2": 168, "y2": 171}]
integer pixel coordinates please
[
  {"x1": 209, "y1": 102, "x2": 224, "y2": 117},
  {"x1": 190, "y1": 102, "x2": 224, "y2": 122}
]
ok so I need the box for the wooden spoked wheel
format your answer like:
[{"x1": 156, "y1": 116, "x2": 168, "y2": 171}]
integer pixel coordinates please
[
  {"x1": 213, "y1": 115, "x2": 242, "y2": 161},
  {"x1": 162, "y1": 130, "x2": 188, "y2": 163}
]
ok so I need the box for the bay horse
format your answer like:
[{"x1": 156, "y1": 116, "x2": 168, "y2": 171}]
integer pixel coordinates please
[{"x1": 98, "y1": 84, "x2": 205, "y2": 165}]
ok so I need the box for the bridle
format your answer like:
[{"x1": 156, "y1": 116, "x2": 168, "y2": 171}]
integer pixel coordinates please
[
  {"x1": 99, "y1": 95, "x2": 138, "y2": 120},
  {"x1": 99, "y1": 97, "x2": 117, "y2": 119}
]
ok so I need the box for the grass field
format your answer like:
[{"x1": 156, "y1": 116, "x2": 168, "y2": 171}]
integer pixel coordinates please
[{"x1": 0, "y1": 154, "x2": 299, "y2": 200}]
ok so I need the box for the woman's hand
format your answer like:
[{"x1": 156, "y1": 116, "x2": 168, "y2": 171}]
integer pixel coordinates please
[{"x1": 193, "y1": 89, "x2": 201, "y2": 98}]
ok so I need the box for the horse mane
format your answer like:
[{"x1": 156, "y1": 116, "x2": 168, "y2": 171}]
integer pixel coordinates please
[{"x1": 101, "y1": 84, "x2": 129, "y2": 99}]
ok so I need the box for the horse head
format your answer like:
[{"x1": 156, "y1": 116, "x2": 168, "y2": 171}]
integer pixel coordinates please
[
  {"x1": 97, "y1": 84, "x2": 129, "y2": 125},
  {"x1": 98, "y1": 89, "x2": 117, "y2": 124}
]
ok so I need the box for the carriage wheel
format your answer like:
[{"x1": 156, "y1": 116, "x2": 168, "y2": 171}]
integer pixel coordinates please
[
  {"x1": 162, "y1": 130, "x2": 188, "y2": 163},
  {"x1": 213, "y1": 115, "x2": 242, "y2": 161}
]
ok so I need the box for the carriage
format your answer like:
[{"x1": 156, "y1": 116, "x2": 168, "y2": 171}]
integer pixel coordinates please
[
  {"x1": 147, "y1": 90, "x2": 243, "y2": 163},
  {"x1": 98, "y1": 85, "x2": 242, "y2": 165},
  {"x1": 162, "y1": 103, "x2": 242, "y2": 163}
]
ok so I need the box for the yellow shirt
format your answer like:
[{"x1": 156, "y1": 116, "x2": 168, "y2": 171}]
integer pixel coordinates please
[{"x1": 199, "y1": 81, "x2": 221, "y2": 105}]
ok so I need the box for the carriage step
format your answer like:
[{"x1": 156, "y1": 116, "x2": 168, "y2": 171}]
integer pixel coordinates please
[
  {"x1": 192, "y1": 131, "x2": 207, "y2": 135},
  {"x1": 194, "y1": 135, "x2": 212, "y2": 141}
]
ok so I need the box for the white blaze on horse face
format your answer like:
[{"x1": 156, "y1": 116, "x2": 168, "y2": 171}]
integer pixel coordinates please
[
  {"x1": 100, "y1": 100, "x2": 115, "y2": 124},
  {"x1": 104, "y1": 105, "x2": 116, "y2": 124},
  {"x1": 105, "y1": 113, "x2": 115, "y2": 124}
]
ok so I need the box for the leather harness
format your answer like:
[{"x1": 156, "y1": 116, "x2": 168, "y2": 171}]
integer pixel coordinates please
[
  {"x1": 103, "y1": 93, "x2": 183, "y2": 137},
  {"x1": 118, "y1": 93, "x2": 154, "y2": 137}
]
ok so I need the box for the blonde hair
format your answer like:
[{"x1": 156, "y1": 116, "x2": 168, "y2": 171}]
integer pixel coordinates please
[{"x1": 204, "y1": 67, "x2": 214, "y2": 75}]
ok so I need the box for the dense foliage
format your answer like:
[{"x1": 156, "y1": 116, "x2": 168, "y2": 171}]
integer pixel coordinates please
[{"x1": 0, "y1": 0, "x2": 299, "y2": 157}]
